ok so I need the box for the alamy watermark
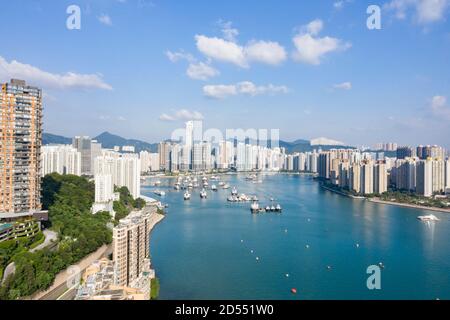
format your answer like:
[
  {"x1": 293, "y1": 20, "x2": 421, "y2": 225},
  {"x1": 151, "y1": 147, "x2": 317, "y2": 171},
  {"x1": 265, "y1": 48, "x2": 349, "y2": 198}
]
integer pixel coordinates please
[
  {"x1": 366, "y1": 265, "x2": 382, "y2": 290},
  {"x1": 66, "y1": 4, "x2": 382, "y2": 31}
]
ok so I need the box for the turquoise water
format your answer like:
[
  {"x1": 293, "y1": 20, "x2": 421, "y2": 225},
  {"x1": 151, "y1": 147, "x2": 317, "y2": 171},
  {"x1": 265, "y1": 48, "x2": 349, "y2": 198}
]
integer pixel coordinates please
[{"x1": 143, "y1": 174, "x2": 450, "y2": 300}]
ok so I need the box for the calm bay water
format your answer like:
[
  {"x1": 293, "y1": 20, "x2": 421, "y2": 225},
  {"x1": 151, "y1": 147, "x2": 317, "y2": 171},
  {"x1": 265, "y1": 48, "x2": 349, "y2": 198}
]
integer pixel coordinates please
[{"x1": 143, "y1": 174, "x2": 450, "y2": 300}]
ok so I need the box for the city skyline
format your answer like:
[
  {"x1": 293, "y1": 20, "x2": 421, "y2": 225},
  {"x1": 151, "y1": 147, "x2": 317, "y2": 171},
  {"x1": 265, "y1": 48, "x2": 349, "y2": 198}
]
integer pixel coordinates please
[{"x1": 0, "y1": 1, "x2": 449, "y2": 148}]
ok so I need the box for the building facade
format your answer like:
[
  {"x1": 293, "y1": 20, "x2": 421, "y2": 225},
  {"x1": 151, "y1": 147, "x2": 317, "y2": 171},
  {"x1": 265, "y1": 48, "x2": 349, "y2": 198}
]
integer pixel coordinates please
[{"x1": 1, "y1": 79, "x2": 42, "y2": 219}]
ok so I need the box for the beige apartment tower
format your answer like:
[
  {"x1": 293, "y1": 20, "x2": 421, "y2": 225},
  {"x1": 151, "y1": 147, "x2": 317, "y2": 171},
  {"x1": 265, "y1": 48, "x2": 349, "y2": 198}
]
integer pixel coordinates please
[
  {"x1": 113, "y1": 208, "x2": 153, "y2": 286},
  {"x1": 1, "y1": 79, "x2": 42, "y2": 219}
]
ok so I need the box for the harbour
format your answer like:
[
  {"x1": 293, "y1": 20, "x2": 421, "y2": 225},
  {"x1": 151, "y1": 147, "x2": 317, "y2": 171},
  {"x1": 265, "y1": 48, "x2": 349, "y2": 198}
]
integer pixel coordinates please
[{"x1": 144, "y1": 173, "x2": 450, "y2": 300}]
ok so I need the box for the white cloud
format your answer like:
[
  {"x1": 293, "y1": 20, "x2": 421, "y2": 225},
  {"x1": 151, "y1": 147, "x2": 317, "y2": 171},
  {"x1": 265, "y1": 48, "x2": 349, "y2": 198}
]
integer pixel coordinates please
[
  {"x1": 195, "y1": 35, "x2": 248, "y2": 68},
  {"x1": 384, "y1": 0, "x2": 449, "y2": 24},
  {"x1": 0, "y1": 56, "x2": 112, "y2": 90},
  {"x1": 203, "y1": 81, "x2": 289, "y2": 99},
  {"x1": 244, "y1": 41, "x2": 287, "y2": 65},
  {"x1": 159, "y1": 109, "x2": 204, "y2": 122},
  {"x1": 195, "y1": 22, "x2": 287, "y2": 68},
  {"x1": 203, "y1": 84, "x2": 238, "y2": 99},
  {"x1": 292, "y1": 20, "x2": 351, "y2": 65},
  {"x1": 333, "y1": 0, "x2": 353, "y2": 9},
  {"x1": 304, "y1": 19, "x2": 324, "y2": 36},
  {"x1": 430, "y1": 95, "x2": 450, "y2": 119},
  {"x1": 186, "y1": 62, "x2": 219, "y2": 81},
  {"x1": 333, "y1": 82, "x2": 352, "y2": 90},
  {"x1": 217, "y1": 20, "x2": 239, "y2": 42},
  {"x1": 166, "y1": 50, "x2": 195, "y2": 63},
  {"x1": 98, "y1": 14, "x2": 113, "y2": 26}
]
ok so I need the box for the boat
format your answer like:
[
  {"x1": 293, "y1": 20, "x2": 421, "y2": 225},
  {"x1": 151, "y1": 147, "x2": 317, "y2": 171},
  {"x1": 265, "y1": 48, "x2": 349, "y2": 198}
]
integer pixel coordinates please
[
  {"x1": 184, "y1": 192, "x2": 191, "y2": 200},
  {"x1": 211, "y1": 185, "x2": 217, "y2": 191},
  {"x1": 203, "y1": 182, "x2": 209, "y2": 187},
  {"x1": 270, "y1": 205, "x2": 276, "y2": 212},
  {"x1": 275, "y1": 204, "x2": 282, "y2": 212},
  {"x1": 291, "y1": 288, "x2": 297, "y2": 294},
  {"x1": 417, "y1": 214, "x2": 439, "y2": 221},
  {"x1": 251, "y1": 202, "x2": 260, "y2": 214},
  {"x1": 153, "y1": 190, "x2": 165, "y2": 197},
  {"x1": 200, "y1": 189, "x2": 208, "y2": 199},
  {"x1": 265, "y1": 206, "x2": 271, "y2": 211},
  {"x1": 154, "y1": 180, "x2": 161, "y2": 186},
  {"x1": 174, "y1": 184, "x2": 180, "y2": 190},
  {"x1": 188, "y1": 183, "x2": 193, "y2": 189},
  {"x1": 231, "y1": 187, "x2": 238, "y2": 196},
  {"x1": 218, "y1": 182, "x2": 225, "y2": 186},
  {"x1": 223, "y1": 184, "x2": 230, "y2": 189}
]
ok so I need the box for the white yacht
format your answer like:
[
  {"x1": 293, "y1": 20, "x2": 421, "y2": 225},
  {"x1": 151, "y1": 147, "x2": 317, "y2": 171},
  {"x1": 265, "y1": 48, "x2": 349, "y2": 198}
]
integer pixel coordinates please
[
  {"x1": 211, "y1": 185, "x2": 218, "y2": 191},
  {"x1": 251, "y1": 202, "x2": 260, "y2": 213},
  {"x1": 154, "y1": 190, "x2": 165, "y2": 197},
  {"x1": 231, "y1": 187, "x2": 238, "y2": 196},
  {"x1": 200, "y1": 189, "x2": 208, "y2": 199},
  {"x1": 223, "y1": 184, "x2": 230, "y2": 189},
  {"x1": 184, "y1": 192, "x2": 191, "y2": 200},
  {"x1": 417, "y1": 214, "x2": 439, "y2": 221}
]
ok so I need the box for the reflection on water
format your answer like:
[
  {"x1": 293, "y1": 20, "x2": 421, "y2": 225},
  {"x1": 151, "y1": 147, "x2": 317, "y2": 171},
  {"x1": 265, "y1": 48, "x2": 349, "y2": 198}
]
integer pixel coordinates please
[{"x1": 146, "y1": 174, "x2": 450, "y2": 300}]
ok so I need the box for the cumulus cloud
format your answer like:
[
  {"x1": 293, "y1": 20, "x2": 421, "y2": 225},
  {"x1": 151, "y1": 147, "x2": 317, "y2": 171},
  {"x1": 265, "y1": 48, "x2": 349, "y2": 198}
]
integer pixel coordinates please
[
  {"x1": 0, "y1": 56, "x2": 112, "y2": 90},
  {"x1": 430, "y1": 95, "x2": 450, "y2": 119},
  {"x1": 244, "y1": 41, "x2": 287, "y2": 65},
  {"x1": 384, "y1": 0, "x2": 449, "y2": 24},
  {"x1": 195, "y1": 21, "x2": 287, "y2": 68},
  {"x1": 98, "y1": 14, "x2": 113, "y2": 26},
  {"x1": 333, "y1": 82, "x2": 352, "y2": 90},
  {"x1": 203, "y1": 81, "x2": 289, "y2": 99},
  {"x1": 292, "y1": 20, "x2": 351, "y2": 65},
  {"x1": 195, "y1": 35, "x2": 248, "y2": 68},
  {"x1": 217, "y1": 20, "x2": 239, "y2": 42},
  {"x1": 159, "y1": 109, "x2": 204, "y2": 122},
  {"x1": 186, "y1": 62, "x2": 220, "y2": 81}
]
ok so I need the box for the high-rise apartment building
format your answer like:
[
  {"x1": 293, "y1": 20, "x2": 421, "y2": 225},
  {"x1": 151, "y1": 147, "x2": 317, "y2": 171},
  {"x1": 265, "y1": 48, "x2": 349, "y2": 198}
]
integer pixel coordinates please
[
  {"x1": 73, "y1": 136, "x2": 92, "y2": 175},
  {"x1": 1, "y1": 79, "x2": 42, "y2": 219},
  {"x1": 397, "y1": 146, "x2": 415, "y2": 160},
  {"x1": 416, "y1": 160, "x2": 433, "y2": 197},
  {"x1": 374, "y1": 162, "x2": 388, "y2": 194},
  {"x1": 94, "y1": 153, "x2": 141, "y2": 199},
  {"x1": 113, "y1": 207, "x2": 156, "y2": 287},
  {"x1": 41, "y1": 145, "x2": 81, "y2": 176},
  {"x1": 360, "y1": 161, "x2": 374, "y2": 195}
]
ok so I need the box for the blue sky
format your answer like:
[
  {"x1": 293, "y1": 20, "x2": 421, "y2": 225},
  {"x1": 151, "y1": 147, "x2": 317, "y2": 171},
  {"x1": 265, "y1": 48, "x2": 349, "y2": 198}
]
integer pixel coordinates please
[{"x1": 0, "y1": 0, "x2": 449, "y2": 148}]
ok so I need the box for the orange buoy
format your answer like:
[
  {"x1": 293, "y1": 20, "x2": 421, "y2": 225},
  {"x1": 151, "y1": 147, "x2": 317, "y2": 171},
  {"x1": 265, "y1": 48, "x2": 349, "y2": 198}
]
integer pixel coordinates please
[{"x1": 291, "y1": 288, "x2": 297, "y2": 294}]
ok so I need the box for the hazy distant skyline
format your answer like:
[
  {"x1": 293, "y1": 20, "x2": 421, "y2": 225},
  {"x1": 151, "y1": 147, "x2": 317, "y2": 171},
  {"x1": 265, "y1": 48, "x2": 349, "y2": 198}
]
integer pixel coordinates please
[{"x1": 1, "y1": 0, "x2": 449, "y2": 148}]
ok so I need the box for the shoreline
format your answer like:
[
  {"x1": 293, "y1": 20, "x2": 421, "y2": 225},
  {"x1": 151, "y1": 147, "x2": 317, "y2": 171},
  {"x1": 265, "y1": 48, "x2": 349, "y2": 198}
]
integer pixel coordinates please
[
  {"x1": 321, "y1": 185, "x2": 450, "y2": 214},
  {"x1": 320, "y1": 185, "x2": 366, "y2": 199},
  {"x1": 368, "y1": 198, "x2": 450, "y2": 214}
]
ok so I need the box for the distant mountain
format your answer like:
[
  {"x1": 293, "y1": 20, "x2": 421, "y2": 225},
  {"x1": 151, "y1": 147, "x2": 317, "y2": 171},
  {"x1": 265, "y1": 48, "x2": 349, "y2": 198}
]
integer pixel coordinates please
[
  {"x1": 42, "y1": 133, "x2": 72, "y2": 145},
  {"x1": 94, "y1": 132, "x2": 158, "y2": 153},
  {"x1": 280, "y1": 138, "x2": 355, "y2": 154},
  {"x1": 43, "y1": 131, "x2": 354, "y2": 154},
  {"x1": 43, "y1": 131, "x2": 158, "y2": 153},
  {"x1": 311, "y1": 137, "x2": 345, "y2": 146}
]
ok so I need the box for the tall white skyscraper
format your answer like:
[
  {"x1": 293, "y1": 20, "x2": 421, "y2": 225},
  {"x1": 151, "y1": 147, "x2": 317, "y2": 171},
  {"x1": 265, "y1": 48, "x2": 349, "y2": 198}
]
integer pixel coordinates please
[
  {"x1": 416, "y1": 160, "x2": 433, "y2": 197},
  {"x1": 41, "y1": 145, "x2": 81, "y2": 176},
  {"x1": 95, "y1": 174, "x2": 114, "y2": 203},
  {"x1": 95, "y1": 153, "x2": 141, "y2": 199}
]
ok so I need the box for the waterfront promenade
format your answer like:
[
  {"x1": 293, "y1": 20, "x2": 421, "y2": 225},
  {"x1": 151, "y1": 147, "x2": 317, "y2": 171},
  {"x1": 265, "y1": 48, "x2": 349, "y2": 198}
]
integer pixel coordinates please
[{"x1": 369, "y1": 198, "x2": 450, "y2": 214}]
